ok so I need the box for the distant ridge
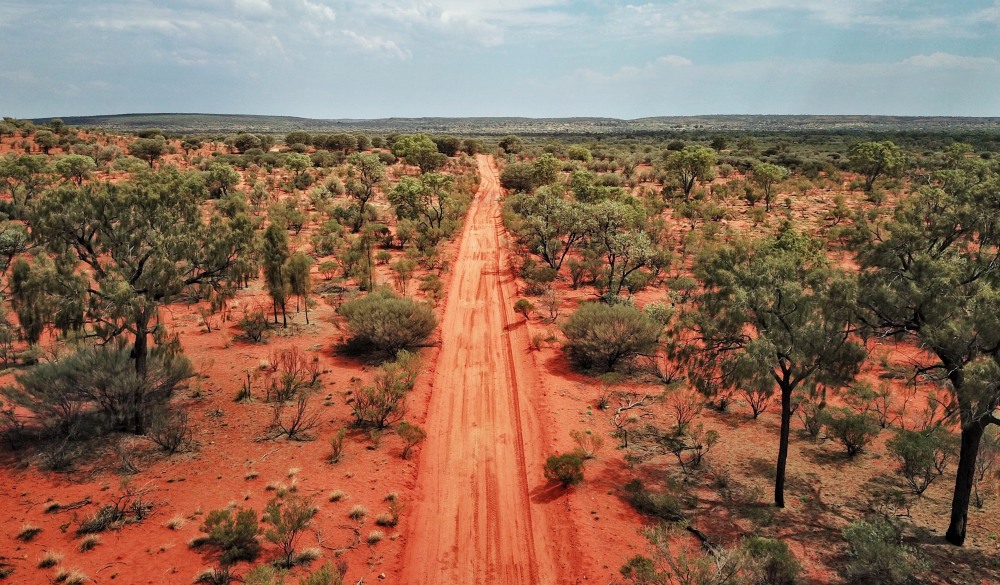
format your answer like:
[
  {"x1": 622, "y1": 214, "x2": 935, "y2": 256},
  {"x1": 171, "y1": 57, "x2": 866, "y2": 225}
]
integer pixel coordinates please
[{"x1": 38, "y1": 113, "x2": 1000, "y2": 135}]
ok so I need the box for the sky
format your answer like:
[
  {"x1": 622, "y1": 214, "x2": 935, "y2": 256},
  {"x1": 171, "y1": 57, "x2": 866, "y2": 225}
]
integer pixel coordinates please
[{"x1": 1, "y1": 0, "x2": 999, "y2": 119}]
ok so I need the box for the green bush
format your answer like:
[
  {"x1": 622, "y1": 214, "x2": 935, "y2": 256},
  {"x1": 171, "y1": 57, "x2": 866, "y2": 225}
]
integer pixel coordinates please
[
  {"x1": 544, "y1": 452, "x2": 585, "y2": 487},
  {"x1": 742, "y1": 537, "x2": 801, "y2": 585},
  {"x1": 562, "y1": 302, "x2": 661, "y2": 372},
  {"x1": 826, "y1": 408, "x2": 879, "y2": 457},
  {"x1": 887, "y1": 428, "x2": 954, "y2": 495},
  {"x1": 198, "y1": 506, "x2": 261, "y2": 565},
  {"x1": 337, "y1": 287, "x2": 437, "y2": 354},
  {"x1": 842, "y1": 519, "x2": 924, "y2": 584},
  {"x1": 622, "y1": 479, "x2": 683, "y2": 522},
  {"x1": 619, "y1": 554, "x2": 663, "y2": 584}
]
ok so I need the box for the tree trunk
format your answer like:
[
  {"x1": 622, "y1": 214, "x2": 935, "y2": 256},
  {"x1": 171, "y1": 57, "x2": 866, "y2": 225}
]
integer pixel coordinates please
[
  {"x1": 946, "y1": 422, "x2": 985, "y2": 545},
  {"x1": 774, "y1": 385, "x2": 792, "y2": 508},
  {"x1": 304, "y1": 295, "x2": 310, "y2": 325},
  {"x1": 131, "y1": 311, "x2": 150, "y2": 435}
]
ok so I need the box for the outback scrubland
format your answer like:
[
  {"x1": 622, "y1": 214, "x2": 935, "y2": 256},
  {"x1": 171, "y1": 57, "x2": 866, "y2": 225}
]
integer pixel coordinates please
[{"x1": 0, "y1": 116, "x2": 998, "y2": 585}]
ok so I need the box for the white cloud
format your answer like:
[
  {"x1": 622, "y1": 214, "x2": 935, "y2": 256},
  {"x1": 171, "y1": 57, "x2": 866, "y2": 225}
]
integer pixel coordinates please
[
  {"x1": 340, "y1": 30, "x2": 410, "y2": 59},
  {"x1": 578, "y1": 54, "x2": 693, "y2": 82},
  {"x1": 657, "y1": 55, "x2": 693, "y2": 67},
  {"x1": 902, "y1": 52, "x2": 999, "y2": 69},
  {"x1": 302, "y1": 0, "x2": 336, "y2": 22},
  {"x1": 233, "y1": 0, "x2": 271, "y2": 15}
]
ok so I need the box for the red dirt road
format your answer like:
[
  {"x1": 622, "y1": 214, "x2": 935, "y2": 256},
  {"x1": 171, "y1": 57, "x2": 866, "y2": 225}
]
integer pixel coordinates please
[{"x1": 400, "y1": 156, "x2": 566, "y2": 584}]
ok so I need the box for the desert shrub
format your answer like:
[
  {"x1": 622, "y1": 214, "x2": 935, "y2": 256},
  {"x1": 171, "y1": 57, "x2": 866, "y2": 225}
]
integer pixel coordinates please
[
  {"x1": 197, "y1": 506, "x2": 261, "y2": 564},
  {"x1": 16, "y1": 524, "x2": 41, "y2": 541},
  {"x1": 974, "y1": 427, "x2": 1000, "y2": 508},
  {"x1": 194, "y1": 566, "x2": 238, "y2": 585},
  {"x1": 266, "y1": 394, "x2": 320, "y2": 441},
  {"x1": 351, "y1": 353, "x2": 418, "y2": 429},
  {"x1": 329, "y1": 427, "x2": 347, "y2": 463},
  {"x1": 619, "y1": 554, "x2": 662, "y2": 585},
  {"x1": 561, "y1": 302, "x2": 661, "y2": 372},
  {"x1": 842, "y1": 519, "x2": 924, "y2": 584},
  {"x1": 397, "y1": 421, "x2": 426, "y2": 459},
  {"x1": 337, "y1": 288, "x2": 437, "y2": 354},
  {"x1": 622, "y1": 479, "x2": 683, "y2": 522},
  {"x1": 798, "y1": 400, "x2": 827, "y2": 439},
  {"x1": 148, "y1": 410, "x2": 194, "y2": 455},
  {"x1": 741, "y1": 537, "x2": 801, "y2": 585},
  {"x1": 2, "y1": 343, "x2": 193, "y2": 437},
  {"x1": 544, "y1": 452, "x2": 585, "y2": 487},
  {"x1": 263, "y1": 347, "x2": 318, "y2": 403},
  {"x1": 569, "y1": 429, "x2": 605, "y2": 459},
  {"x1": 887, "y1": 428, "x2": 954, "y2": 495},
  {"x1": 826, "y1": 408, "x2": 879, "y2": 457},
  {"x1": 240, "y1": 308, "x2": 268, "y2": 342},
  {"x1": 242, "y1": 565, "x2": 283, "y2": 585},
  {"x1": 513, "y1": 298, "x2": 535, "y2": 318},
  {"x1": 263, "y1": 495, "x2": 317, "y2": 567},
  {"x1": 299, "y1": 562, "x2": 345, "y2": 585}
]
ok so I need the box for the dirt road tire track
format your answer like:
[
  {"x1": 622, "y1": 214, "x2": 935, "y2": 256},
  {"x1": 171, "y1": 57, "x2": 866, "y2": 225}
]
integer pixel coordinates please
[{"x1": 400, "y1": 155, "x2": 564, "y2": 585}]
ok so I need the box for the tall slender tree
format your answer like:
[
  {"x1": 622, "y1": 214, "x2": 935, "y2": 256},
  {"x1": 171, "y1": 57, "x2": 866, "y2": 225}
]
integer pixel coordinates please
[
  {"x1": 853, "y1": 152, "x2": 1000, "y2": 545},
  {"x1": 675, "y1": 225, "x2": 865, "y2": 507}
]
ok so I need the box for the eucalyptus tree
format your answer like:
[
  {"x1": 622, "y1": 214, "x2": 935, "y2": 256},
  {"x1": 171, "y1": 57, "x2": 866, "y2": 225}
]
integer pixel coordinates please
[
  {"x1": 346, "y1": 152, "x2": 385, "y2": 233},
  {"x1": 849, "y1": 140, "x2": 905, "y2": 192},
  {"x1": 29, "y1": 167, "x2": 255, "y2": 433},
  {"x1": 663, "y1": 145, "x2": 717, "y2": 200}
]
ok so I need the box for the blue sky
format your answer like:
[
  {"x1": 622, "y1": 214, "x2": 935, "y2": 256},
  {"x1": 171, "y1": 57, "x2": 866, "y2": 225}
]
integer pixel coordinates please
[{"x1": 1, "y1": 0, "x2": 998, "y2": 118}]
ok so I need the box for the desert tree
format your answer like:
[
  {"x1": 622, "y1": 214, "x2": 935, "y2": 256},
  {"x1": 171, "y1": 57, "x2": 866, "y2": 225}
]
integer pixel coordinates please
[
  {"x1": 0, "y1": 153, "x2": 53, "y2": 211},
  {"x1": 34, "y1": 130, "x2": 58, "y2": 154},
  {"x1": 388, "y1": 172, "x2": 454, "y2": 232},
  {"x1": 588, "y1": 198, "x2": 655, "y2": 298},
  {"x1": 28, "y1": 169, "x2": 254, "y2": 433},
  {"x1": 287, "y1": 251, "x2": 313, "y2": 324},
  {"x1": 54, "y1": 154, "x2": 96, "y2": 186},
  {"x1": 262, "y1": 223, "x2": 291, "y2": 327},
  {"x1": 662, "y1": 145, "x2": 716, "y2": 200},
  {"x1": 284, "y1": 153, "x2": 312, "y2": 189},
  {"x1": 751, "y1": 163, "x2": 789, "y2": 211},
  {"x1": 392, "y1": 134, "x2": 446, "y2": 174},
  {"x1": 498, "y1": 135, "x2": 523, "y2": 154},
  {"x1": 345, "y1": 152, "x2": 385, "y2": 233},
  {"x1": 127, "y1": 137, "x2": 169, "y2": 167},
  {"x1": 853, "y1": 151, "x2": 1000, "y2": 545},
  {"x1": 204, "y1": 162, "x2": 241, "y2": 198},
  {"x1": 674, "y1": 225, "x2": 865, "y2": 507},
  {"x1": 849, "y1": 140, "x2": 905, "y2": 192},
  {"x1": 505, "y1": 186, "x2": 592, "y2": 271}
]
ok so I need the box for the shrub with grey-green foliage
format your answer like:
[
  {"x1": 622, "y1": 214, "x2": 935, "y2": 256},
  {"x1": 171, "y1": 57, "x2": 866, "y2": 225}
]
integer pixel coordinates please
[
  {"x1": 842, "y1": 518, "x2": 924, "y2": 584},
  {"x1": 337, "y1": 287, "x2": 437, "y2": 355},
  {"x1": 741, "y1": 537, "x2": 801, "y2": 585},
  {"x1": 826, "y1": 408, "x2": 879, "y2": 457},
  {"x1": 561, "y1": 302, "x2": 661, "y2": 372},
  {"x1": 887, "y1": 428, "x2": 954, "y2": 495},
  {"x1": 1, "y1": 344, "x2": 193, "y2": 438}
]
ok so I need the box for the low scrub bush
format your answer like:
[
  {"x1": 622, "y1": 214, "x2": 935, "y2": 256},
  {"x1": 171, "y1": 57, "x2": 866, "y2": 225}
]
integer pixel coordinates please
[
  {"x1": 842, "y1": 518, "x2": 924, "y2": 584},
  {"x1": 741, "y1": 537, "x2": 801, "y2": 585},
  {"x1": 337, "y1": 287, "x2": 436, "y2": 354},
  {"x1": 826, "y1": 408, "x2": 879, "y2": 457},
  {"x1": 622, "y1": 479, "x2": 683, "y2": 522},
  {"x1": 544, "y1": 452, "x2": 585, "y2": 487},
  {"x1": 561, "y1": 302, "x2": 660, "y2": 372},
  {"x1": 197, "y1": 506, "x2": 261, "y2": 564}
]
